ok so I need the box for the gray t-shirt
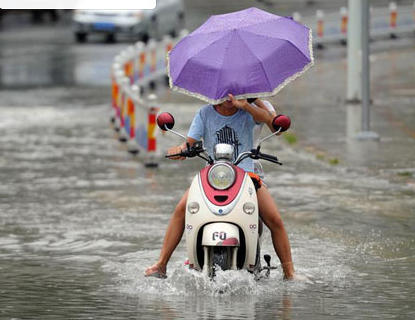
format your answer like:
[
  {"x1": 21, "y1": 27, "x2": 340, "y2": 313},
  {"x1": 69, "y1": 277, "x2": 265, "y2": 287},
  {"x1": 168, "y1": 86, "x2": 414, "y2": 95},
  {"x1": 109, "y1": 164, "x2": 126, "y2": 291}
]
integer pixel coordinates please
[{"x1": 187, "y1": 105, "x2": 256, "y2": 172}]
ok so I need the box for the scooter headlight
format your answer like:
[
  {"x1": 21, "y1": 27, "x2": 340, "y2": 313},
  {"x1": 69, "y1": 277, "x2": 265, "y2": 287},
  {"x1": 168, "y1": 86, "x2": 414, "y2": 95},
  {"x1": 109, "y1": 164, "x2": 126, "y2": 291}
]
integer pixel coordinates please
[{"x1": 208, "y1": 163, "x2": 236, "y2": 190}]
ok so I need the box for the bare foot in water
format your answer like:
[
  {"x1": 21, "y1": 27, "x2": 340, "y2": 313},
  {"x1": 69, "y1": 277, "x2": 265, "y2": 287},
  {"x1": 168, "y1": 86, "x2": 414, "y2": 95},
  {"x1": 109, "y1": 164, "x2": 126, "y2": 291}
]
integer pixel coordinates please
[{"x1": 143, "y1": 263, "x2": 167, "y2": 279}]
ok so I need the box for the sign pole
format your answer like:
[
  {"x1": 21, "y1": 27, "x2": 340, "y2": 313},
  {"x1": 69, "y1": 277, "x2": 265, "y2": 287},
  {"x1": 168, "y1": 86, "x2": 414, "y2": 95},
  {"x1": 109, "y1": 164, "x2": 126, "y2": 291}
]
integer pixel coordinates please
[{"x1": 356, "y1": 0, "x2": 379, "y2": 140}]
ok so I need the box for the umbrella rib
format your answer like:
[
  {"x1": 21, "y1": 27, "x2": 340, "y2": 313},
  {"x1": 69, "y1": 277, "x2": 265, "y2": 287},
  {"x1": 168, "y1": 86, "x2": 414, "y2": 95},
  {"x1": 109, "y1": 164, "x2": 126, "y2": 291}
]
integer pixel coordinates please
[
  {"x1": 239, "y1": 27, "x2": 311, "y2": 62},
  {"x1": 234, "y1": 31, "x2": 273, "y2": 93},
  {"x1": 236, "y1": 7, "x2": 253, "y2": 29},
  {"x1": 214, "y1": 32, "x2": 234, "y2": 101},
  {"x1": 191, "y1": 15, "x2": 281, "y2": 37},
  {"x1": 201, "y1": 20, "x2": 281, "y2": 36},
  {"x1": 184, "y1": 29, "x2": 228, "y2": 40}
]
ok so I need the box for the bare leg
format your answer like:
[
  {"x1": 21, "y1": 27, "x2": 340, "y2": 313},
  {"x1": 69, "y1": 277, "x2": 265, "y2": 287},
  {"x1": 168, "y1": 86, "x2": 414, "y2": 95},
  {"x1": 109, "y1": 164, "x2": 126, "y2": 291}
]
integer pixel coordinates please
[
  {"x1": 144, "y1": 189, "x2": 189, "y2": 276},
  {"x1": 257, "y1": 186, "x2": 294, "y2": 279}
]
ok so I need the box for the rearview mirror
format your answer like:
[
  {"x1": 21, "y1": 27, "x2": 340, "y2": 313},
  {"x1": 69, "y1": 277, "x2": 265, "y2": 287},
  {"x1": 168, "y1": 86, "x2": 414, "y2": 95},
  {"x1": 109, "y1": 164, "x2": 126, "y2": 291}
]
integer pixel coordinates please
[
  {"x1": 272, "y1": 114, "x2": 291, "y2": 132},
  {"x1": 157, "y1": 112, "x2": 175, "y2": 131}
]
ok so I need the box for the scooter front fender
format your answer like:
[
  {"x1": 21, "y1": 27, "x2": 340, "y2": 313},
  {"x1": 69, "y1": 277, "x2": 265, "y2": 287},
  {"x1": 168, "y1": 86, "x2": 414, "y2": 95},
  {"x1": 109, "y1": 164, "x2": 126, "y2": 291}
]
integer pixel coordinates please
[{"x1": 201, "y1": 222, "x2": 240, "y2": 247}]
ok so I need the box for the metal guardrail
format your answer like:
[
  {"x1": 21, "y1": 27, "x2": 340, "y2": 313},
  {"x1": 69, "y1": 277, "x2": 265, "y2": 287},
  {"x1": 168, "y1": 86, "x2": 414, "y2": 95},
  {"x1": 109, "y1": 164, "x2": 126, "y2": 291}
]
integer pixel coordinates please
[{"x1": 110, "y1": 2, "x2": 414, "y2": 167}]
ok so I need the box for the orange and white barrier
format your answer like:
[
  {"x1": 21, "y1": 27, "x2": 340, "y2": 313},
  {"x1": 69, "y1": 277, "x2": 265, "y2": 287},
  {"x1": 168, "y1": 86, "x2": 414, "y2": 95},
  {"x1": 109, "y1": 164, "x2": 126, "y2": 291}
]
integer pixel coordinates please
[
  {"x1": 138, "y1": 51, "x2": 146, "y2": 80},
  {"x1": 111, "y1": 31, "x2": 188, "y2": 166},
  {"x1": 112, "y1": 69, "x2": 124, "y2": 132},
  {"x1": 126, "y1": 85, "x2": 140, "y2": 154},
  {"x1": 340, "y1": 7, "x2": 348, "y2": 36},
  {"x1": 150, "y1": 41, "x2": 157, "y2": 73},
  {"x1": 389, "y1": 2, "x2": 398, "y2": 37},
  {"x1": 146, "y1": 94, "x2": 159, "y2": 167},
  {"x1": 147, "y1": 110, "x2": 157, "y2": 153},
  {"x1": 316, "y1": 10, "x2": 324, "y2": 38},
  {"x1": 118, "y1": 77, "x2": 130, "y2": 143},
  {"x1": 111, "y1": 73, "x2": 119, "y2": 123},
  {"x1": 316, "y1": 10, "x2": 324, "y2": 48}
]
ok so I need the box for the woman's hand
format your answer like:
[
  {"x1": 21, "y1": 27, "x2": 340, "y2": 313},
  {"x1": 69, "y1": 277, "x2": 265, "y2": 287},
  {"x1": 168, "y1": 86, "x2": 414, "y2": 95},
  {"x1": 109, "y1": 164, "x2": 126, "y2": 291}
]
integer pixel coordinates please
[
  {"x1": 228, "y1": 94, "x2": 249, "y2": 110},
  {"x1": 166, "y1": 138, "x2": 197, "y2": 160},
  {"x1": 228, "y1": 94, "x2": 269, "y2": 124},
  {"x1": 167, "y1": 143, "x2": 187, "y2": 160}
]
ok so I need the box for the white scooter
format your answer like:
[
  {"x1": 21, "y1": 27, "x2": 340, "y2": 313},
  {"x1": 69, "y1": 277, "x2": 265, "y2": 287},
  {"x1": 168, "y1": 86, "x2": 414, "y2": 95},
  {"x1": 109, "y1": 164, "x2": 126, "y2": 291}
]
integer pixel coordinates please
[{"x1": 157, "y1": 112, "x2": 291, "y2": 279}]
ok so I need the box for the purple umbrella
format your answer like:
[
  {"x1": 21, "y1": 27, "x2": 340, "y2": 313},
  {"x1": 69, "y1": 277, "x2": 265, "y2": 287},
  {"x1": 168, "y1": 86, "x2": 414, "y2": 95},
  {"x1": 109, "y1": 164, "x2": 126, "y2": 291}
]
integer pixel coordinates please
[{"x1": 167, "y1": 7, "x2": 314, "y2": 105}]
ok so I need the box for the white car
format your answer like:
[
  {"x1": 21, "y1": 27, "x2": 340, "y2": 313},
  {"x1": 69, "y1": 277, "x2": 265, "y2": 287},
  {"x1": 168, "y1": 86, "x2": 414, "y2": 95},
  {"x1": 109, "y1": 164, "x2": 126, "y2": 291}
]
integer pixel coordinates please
[{"x1": 72, "y1": 0, "x2": 184, "y2": 43}]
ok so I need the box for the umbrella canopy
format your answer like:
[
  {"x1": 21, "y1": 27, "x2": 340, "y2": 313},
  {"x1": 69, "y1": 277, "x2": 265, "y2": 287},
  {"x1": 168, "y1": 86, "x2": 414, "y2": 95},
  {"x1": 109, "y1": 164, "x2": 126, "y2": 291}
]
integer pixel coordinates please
[{"x1": 167, "y1": 7, "x2": 314, "y2": 105}]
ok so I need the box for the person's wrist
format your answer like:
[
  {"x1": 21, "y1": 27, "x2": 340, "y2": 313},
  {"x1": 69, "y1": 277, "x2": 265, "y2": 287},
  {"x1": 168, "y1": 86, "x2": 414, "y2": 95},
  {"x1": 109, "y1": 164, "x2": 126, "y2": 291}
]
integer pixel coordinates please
[{"x1": 241, "y1": 101, "x2": 250, "y2": 110}]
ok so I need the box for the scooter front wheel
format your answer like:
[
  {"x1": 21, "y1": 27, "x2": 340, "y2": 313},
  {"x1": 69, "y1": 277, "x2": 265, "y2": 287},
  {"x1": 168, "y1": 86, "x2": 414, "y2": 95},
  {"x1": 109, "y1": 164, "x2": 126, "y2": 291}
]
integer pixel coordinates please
[
  {"x1": 211, "y1": 246, "x2": 231, "y2": 279},
  {"x1": 212, "y1": 247, "x2": 229, "y2": 271}
]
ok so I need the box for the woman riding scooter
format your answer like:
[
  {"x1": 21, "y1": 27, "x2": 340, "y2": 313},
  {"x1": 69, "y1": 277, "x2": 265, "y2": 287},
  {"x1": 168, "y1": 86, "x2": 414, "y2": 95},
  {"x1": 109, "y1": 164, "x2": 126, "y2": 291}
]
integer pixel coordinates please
[{"x1": 144, "y1": 94, "x2": 295, "y2": 280}]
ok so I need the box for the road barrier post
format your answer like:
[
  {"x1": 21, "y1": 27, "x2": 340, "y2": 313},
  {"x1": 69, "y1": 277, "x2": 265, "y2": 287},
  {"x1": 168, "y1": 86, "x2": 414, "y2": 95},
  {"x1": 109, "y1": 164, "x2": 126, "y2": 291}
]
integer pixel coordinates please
[
  {"x1": 111, "y1": 65, "x2": 120, "y2": 124},
  {"x1": 118, "y1": 77, "x2": 130, "y2": 143},
  {"x1": 145, "y1": 94, "x2": 159, "y2": 167},
  {"x1": 389, "y1": 2, "x2": 398, "y2": 38},
  {"x1": 340, "y1": 7, "x2": 348, "y2": 45},
  {"x1": 316, "y1": 10, "x2": 324, "y2": 49},
  {"x1": 113, "y1": 70, "x2": 124, "y2": 132},
  {"x1": 136, "y1": 43, "x2": 146, "y2": 81},
  {"x1": 127, "y1": 85, "x2": 140, "y2": 154}
]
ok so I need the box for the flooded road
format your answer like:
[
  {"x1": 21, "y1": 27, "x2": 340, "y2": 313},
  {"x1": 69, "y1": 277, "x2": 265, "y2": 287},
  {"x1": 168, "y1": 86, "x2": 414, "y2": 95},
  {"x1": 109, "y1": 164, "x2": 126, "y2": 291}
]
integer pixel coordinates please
[
  {"x1": 1, "y1": 13, "x2": 415, "y2": 320},
  {"x1": 1, "y1": 101, "x2": 414, "y2": 319}
]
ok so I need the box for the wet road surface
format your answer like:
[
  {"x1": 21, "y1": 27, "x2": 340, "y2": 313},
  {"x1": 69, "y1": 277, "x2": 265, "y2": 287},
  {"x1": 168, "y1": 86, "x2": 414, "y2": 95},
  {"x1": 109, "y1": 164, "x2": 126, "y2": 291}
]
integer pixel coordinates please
[
  {"x1": 1, "y1": 10, "x2": 415, "y2": 320},
  {"x1": 1, "y1": 96, "x2": 414, "y2": 319}
]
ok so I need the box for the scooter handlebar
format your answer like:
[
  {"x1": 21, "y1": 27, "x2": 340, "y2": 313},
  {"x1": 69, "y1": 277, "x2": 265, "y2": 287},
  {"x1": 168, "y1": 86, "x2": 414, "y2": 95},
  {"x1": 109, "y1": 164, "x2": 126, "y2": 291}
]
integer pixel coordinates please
[
  {"x1": 165, "y1": 149, "x2": 196, "y2": 159},
  {"x1": 257, "y1": 152, "x2": 282, "y2": 165},
  {"x1": 234, "y1": 148, "x2": 282, "y2": 166},
  {"x1": 165, "y1": 141, "x2": 213, "y2": 164}
]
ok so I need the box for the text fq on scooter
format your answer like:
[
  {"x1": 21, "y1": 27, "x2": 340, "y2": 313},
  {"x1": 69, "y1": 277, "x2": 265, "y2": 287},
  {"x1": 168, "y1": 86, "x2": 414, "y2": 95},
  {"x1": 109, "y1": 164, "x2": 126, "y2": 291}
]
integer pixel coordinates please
[{"x1": 156, "y1": 112, "x2": 291, "y2": 279}]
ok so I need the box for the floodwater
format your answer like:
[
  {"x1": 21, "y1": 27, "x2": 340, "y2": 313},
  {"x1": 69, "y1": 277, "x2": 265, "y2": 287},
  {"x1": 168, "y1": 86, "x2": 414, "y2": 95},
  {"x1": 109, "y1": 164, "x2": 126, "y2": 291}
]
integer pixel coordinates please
[
  {"x1": 1, "y1": 100, "x2": 414, "y2": 319},
  {"x1": 1, "y1": 9, "x2": 415, "y2": 320}
]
